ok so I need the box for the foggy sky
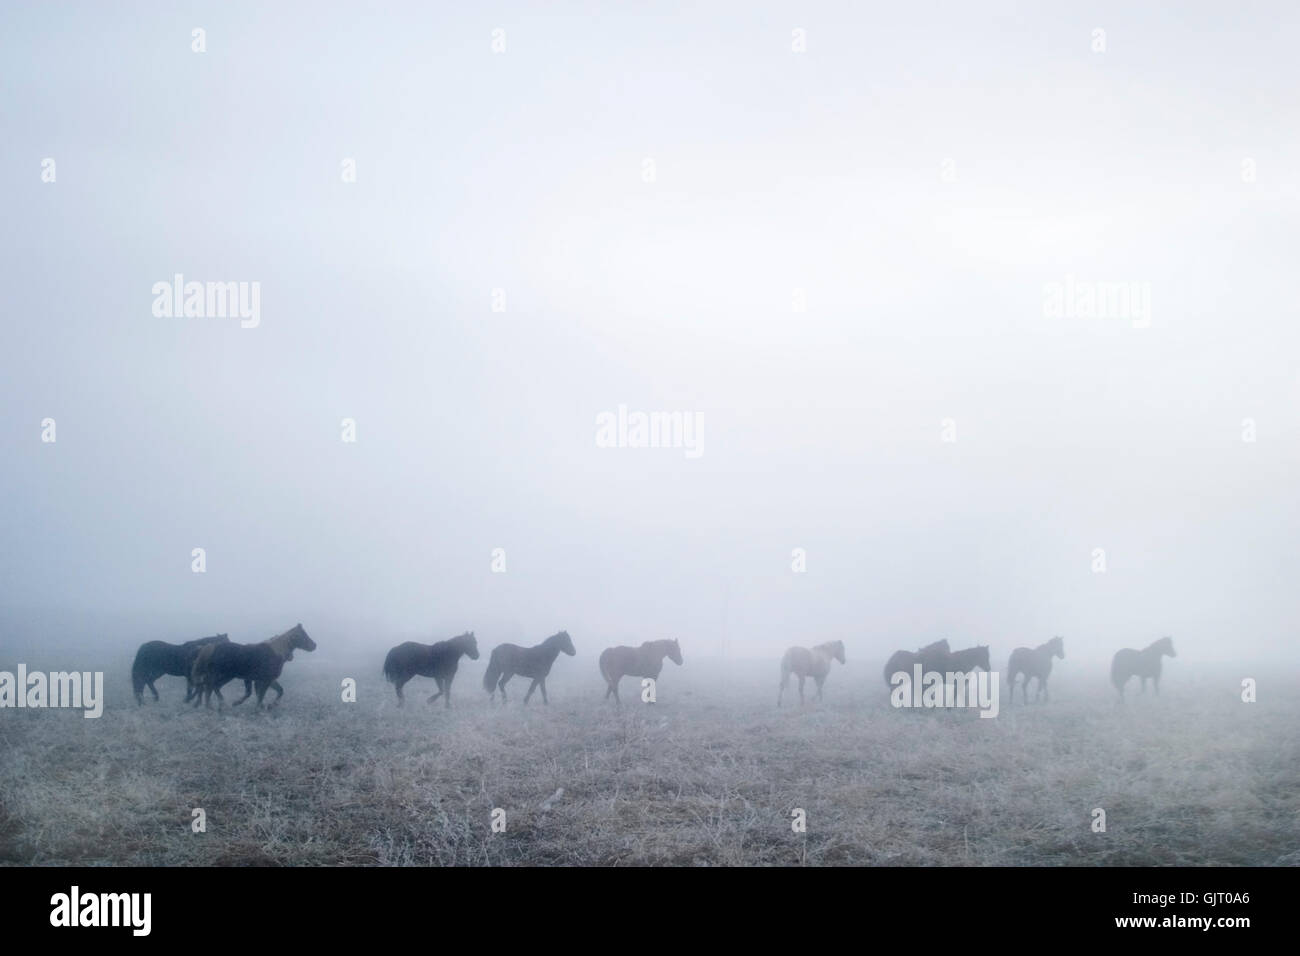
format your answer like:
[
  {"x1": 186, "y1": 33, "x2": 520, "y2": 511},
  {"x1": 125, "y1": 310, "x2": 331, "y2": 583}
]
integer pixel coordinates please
[{"x1": 3, "y1": 2, "x2": 1298, "y2": 668}]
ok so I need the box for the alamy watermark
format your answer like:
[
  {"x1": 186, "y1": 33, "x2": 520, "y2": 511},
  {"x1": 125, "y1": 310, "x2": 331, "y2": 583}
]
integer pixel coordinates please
[
  {"x1": 0, "y1": 665, "x2": 104, "y2": 717},
  {"x1": 151, "y1": 274, "x2": 260, "y2": 328},
  {"x1": 889, "y1": 665, "x2": 1000, "y2": 718},
  {"x1": 595, "y1": 405, "x2": 703, "y2": 459},
  {"x1": 1043, "y1": 274, "x2": 1151, "y2": 328}
]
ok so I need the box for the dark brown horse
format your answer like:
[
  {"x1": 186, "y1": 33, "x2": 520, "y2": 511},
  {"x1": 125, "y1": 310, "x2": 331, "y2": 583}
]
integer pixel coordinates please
[
  {"x1": 599, "y1": 639, "x2": 682, "y2": 704},
  {"x1": 1006, "y1": 636, "x2": 1064, "y2": 704},
  {"x1": 882, "y1": 639, "x2": 950, "y2": 689},
  {"x1": 383, "y1": 632, "x2": 479, "y2": 707},
  {"x1": 946, "y1": 644, "x2": 991, "y2": 674},
  {"x1": 482, "y1": 630, "x2": 575, "y2": 705},
  {"x1": 131, "y1": 633, "x2": 228, "y2": 705},
  {"x1": 191, "y1": 624, "x2": 316, "y2": 710},
  {"x1": 1111, "y1": 636, "x2": 1175, "y2": 700},
  {"x1": 778, "y1": 640, "x2": 845, "y2": 706}
]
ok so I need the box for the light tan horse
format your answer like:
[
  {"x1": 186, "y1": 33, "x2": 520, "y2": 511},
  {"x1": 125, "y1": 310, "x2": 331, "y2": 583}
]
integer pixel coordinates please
[
  {"x1": 778, "y1": 640, "x2": 846, "y2": 706},
  {"x1": 599, "y1": 639, "x2": 683, "y2": 704}
]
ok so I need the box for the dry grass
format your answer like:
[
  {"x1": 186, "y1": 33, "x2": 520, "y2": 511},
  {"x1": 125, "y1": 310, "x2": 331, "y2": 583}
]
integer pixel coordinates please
[{"x1": 1, "y1": 654, "x2": 1296, "y2": 866}]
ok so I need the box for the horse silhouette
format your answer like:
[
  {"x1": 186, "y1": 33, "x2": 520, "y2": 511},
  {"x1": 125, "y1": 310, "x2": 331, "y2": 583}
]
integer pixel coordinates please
[
  {"x1": 946, "y1": 645, "x2": 991, "y2": 674},
  {"x1": 130, "y1": 633, "x2": 228, "y2": 705},
  {"x1": 191, "y1": 624, "x2": 316, "y2": 710},
  {"x1": 599, "y1": 639, "x2": 682, "y2": 704},
  {"x1": 1006, "y1": 636, "x2": 1064, "y2": 704},
  {"x1": 1111, "y1": 636, "x2": 1175, "y2": 700},
  {"x1": 882, "y1": 639, "x2": 950, "y2": 688},
  {"x1": 778, "y1": 640, "x2": 845, "y2": 706},
  {"x1": 483, "y1": 631, "x2": 575, "y2": 705},
  {"x1": 383, "y1": 632, "x2": 479, "y2": 707}
]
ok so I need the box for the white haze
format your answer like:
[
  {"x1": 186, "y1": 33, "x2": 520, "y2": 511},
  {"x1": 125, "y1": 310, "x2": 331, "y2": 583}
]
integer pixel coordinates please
[{"x1": 2, "y1": 2, "x2": 1298, "y2": 672}]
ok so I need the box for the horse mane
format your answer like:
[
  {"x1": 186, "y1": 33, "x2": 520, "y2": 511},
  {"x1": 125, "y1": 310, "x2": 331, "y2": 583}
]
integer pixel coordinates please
[{"x1": 265, "y1": 625, "x2": 302, "y2": 659}]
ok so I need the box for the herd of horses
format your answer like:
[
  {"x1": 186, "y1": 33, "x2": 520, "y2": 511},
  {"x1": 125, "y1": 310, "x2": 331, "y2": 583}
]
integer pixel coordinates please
[{"x1": 129, "y1": 625, "x2": 1178, "y2": 711}]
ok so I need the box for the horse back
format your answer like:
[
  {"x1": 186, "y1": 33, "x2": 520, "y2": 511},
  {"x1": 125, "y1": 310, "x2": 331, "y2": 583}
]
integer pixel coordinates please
[{"x1": 210, "y1": 642, "x2": 284, "y2": 683}]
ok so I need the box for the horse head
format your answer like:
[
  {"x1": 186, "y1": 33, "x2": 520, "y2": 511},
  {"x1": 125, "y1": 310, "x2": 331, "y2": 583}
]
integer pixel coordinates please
[
  {"x1": 831, "y1": 640, "x2": 846, "y2": 665},
  {"x1": 459, "y1": 631, "x2": 480, "y2": 660},
  {"x1": 285, "y1": 623, "x2": 317, "y2": 660},
  {"x1": 1159, "y1": 635, "x2": 1176, "y2": 657},
  {"x1": 553, "y1": 631, "x2": 576, "y2": 656},
  {"x1": 1051, "y1": 635, "x2": 1065, "y2": 659},
  {"x1": 667, "y1": 639, "x2": 683, "y2": 666}
]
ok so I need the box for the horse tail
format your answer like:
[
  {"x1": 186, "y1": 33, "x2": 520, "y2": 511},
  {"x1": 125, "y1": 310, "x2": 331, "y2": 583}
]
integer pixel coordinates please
[
  {"x1": 483, "y1": 648, "x2": 503, "y2": 693},
  {"x1": 130, "y1": 648, "x2": 146, "y2": 700},
  {"x1": 779, "y1": 651, "x2": 791, "y2": 689},
  {"x1": 598, "y1": 649, "x2": 612, "y2": 684},
  {"x1": 1110, "y1": 652, "x2": 1125, "y2": 689},
  {"x1": 382, "y1": 648, "x2": 398, "y2": 683}
]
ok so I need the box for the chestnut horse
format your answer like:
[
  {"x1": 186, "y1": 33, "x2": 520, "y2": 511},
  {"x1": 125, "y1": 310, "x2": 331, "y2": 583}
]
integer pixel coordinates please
[{"x1": 599, "y1": 639, "x2": 682, "y2": 704}]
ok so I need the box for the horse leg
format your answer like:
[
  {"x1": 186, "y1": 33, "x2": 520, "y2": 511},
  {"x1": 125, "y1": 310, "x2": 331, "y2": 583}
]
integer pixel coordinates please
[
  {"x1": 269, "y1": 680, "x2": 284, "y2": 707},
  {"x1": 797, "y1": 675, "x2": 806, "y2": 706},
  {"x1": 1140, "y1": 676, "x2": 1147, "y2": 694},
  {"x1": 815, "y1": 676, "x2": 825, "y2": 701},
  {"x1": 148, "y1": 680, "x2": 160, "y2": 702},
  {"x1": 254, "y1": 680, "x2": 269, "y2": 710},
  {"x1": 427, "y1": 681, "x2": 444, "y2": 706},
  {"x1": 498, "y1": 674, "x2": 510, "y2": 703},
  {"x1": 540, "y1": 679, "x2": 549, "y2": 705},
  {"x1": 232, "y1": 679, "x2": 253, "y2": 706},
  {"x1": 444, "y1": 676, "x2": 454, "y2": 708},
  {"x1": 1153, "y1": 675, "x2": 1160, "y2": 696},
  {"x1": 523, "y1": 679, "x2": 539, "y2": 704},
  {"x1": 394, "y1": 677, "x2": 408, "y2": 706}
]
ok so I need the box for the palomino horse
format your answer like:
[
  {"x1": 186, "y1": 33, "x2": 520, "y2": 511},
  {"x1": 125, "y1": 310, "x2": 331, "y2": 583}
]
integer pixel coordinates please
[
  {"x1": 778, "y1": 640, "x2": 845, "y2": 706},
  {"x1": 1111, "y1": 636, "x2": 1175, "y2": 700},
  {"x1": 383, "y1": 632, "x2": 479, "y2": 707},
  {"x1": 131, "y1": 633, "x2": 228, "y2": 705},
  {"x1": 1006, "y1": 636, "x2": 1064, "y2": 704},
  {"x1": 482, "y1": 631, "x2": 576, "y2": 705},
  {"x1": 191, "y1": 624, "x2": 316, "y2": 710},
  {"x1": 882, "y1": 639, "x2": 950, "y2": 689},
  {"x1": 599, "y1": 639, "x2": 682, "y2": 704}
]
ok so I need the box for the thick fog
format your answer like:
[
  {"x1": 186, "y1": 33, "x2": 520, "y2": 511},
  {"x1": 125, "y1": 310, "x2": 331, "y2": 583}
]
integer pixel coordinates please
[{"x1": 3, "y1": 2, "x2": 1298, "y2": 670}]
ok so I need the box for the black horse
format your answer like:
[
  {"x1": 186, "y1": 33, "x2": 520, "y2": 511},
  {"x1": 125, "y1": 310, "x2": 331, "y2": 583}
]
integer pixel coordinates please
[
  {"x1": 383, "y1": 632, "x2": 479, "y2": 707},
  {"x1": 483, "y1": 630, "x2": 576, "y2": 705},
  {"x1": 946, "y1": 644, "x2": 991, "y2": 674},
  {"x1": 1111, "y1": 636, "x2": 1175, "y2": 700},
  {"x1": 131, "y1": 634, "x2": 229, "y2": 705},
  {"x1": 191, "y1": 623, "x2": 316, "y2": 710},
  {"x1": 1006, "y1": 636, "x2": 1064, "y2": 704},
  {"x1": 883, "y1": 639, "x2": 951, "y2": 688}
]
